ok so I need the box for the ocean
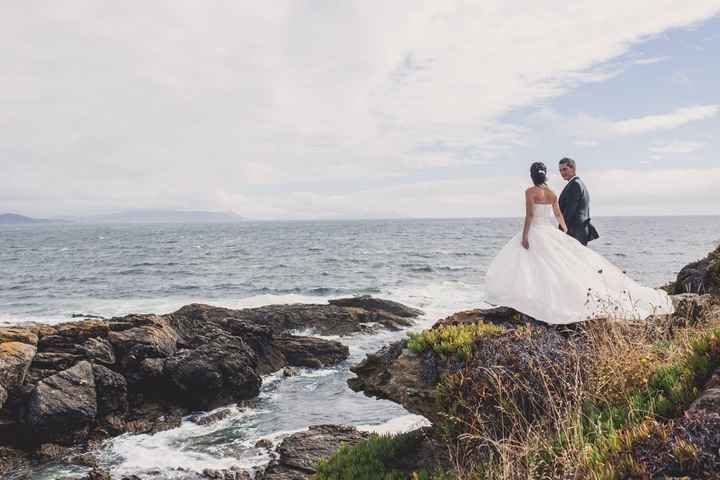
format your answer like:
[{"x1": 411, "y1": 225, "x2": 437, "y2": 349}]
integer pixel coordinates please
[{"x1": 1, "y1": 217, "x2": 718, "y2": 478}]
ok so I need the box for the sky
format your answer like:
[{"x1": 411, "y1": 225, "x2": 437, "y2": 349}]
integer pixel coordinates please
[{"x1": 2, "y1": 1, "x2": 719, "y2": 219}]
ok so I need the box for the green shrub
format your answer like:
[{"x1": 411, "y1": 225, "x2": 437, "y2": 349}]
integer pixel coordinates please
[
  {"x1": 407, "y1": 322, "x2": 504, "y2": 360},
  {"x1": 314, "y1": 432, "x2": 428, "y2": 480}
]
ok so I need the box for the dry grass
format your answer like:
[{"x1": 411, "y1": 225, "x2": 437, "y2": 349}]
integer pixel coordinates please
[{"x1": 435, "y1": 306, "x2": 720, "y2": 480}]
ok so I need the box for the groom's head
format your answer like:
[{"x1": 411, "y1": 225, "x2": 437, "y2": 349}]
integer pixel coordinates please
[{"x1": 559, "y1": 157, "x2": 576, "y2": 181}]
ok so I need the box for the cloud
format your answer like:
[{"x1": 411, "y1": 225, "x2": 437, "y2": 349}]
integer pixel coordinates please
[
  {"x1": 633, "y1": 56, "x2": 670, "y2": 65},
  {"x1": 215, "y1": 167, "x2": 720, "y2": 219},
  {"x1": 531, "y1": 104, "x2": 719, "y2": 140},
  {"x1": 1, "y1": 1, "x2": 720, "y2": 217},
  {"x1": 649, "y1": 140, "x2": 705, "y2": 154},
  {"x1": 610, "y1": 105, "x2": 719, "y2": 135}
]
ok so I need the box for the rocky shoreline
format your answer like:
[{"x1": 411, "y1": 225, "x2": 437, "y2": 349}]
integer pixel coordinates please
[
  {"x1": 2, "y1": 244, "x2": 719, "y2": 479},
  {"x1": 0, "y1": 297, "x2": 423, "y2": 479}
]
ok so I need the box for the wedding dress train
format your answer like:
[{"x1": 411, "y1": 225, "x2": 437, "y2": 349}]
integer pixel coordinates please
[{"x1": 485, "y1": 203, "x2": 674, "y2": 324}]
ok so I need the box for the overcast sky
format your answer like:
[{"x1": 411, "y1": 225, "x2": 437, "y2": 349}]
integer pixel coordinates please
[{"x1": 2, "y1": 2, "x2": 719, "y2": 219}]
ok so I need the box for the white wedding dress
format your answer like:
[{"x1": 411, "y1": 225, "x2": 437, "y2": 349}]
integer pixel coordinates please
[{"x1": 485, "y1": 203, "x2": 674, "y2": 324}]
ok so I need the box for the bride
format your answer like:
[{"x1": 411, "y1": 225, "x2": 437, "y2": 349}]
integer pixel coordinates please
[{"x1": 485, "y1": 162, "x2": 674, "y2": 325}]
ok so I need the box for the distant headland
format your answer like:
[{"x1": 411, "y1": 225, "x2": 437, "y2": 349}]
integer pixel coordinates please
[{"x1": 0, "y1": 210, "x2": 245, "y2": 224}]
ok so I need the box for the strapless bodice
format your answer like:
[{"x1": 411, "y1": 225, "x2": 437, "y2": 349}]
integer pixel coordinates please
[{"x1": 532, "y1": 203, "x2": 554, "y2": 226}]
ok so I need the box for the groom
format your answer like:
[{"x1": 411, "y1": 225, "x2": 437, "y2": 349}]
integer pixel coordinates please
[{"x1": 558, "y1": 157, "x2": 598, "y2": 246}]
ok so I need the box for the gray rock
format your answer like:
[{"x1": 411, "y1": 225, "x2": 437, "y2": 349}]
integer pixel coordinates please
[
  {"x1": 259, "y1": 425, "x2": 369, "y2": 479},
  {"x1": 329, "y1": 296, "x2": 424, "y2": 318},
  {"x1": 93, "y1": 365, "x2": 128, "y2": 416},
  {"x1": 274, "y1": 335, "x2": 349, "y2": 369},
  {"x1": 79, "y1": 338, "x2": 116, "y2": 366},
  {"x1": 25, "y1": 361, "x2": 97, "y2": 444},
  {"x1": 164, "y1": 331, "x2": 260, "y2": 410}
]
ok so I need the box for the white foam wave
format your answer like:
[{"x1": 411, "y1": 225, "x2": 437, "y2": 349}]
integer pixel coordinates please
[
  {"x1": 96, "y1": 405, "x2": 269, "y2": 477},
  {"x1": 356, "y1": 414, "x2": 432, "y2": 435}
]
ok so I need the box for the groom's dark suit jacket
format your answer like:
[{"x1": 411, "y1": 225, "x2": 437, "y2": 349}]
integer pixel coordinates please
[{"x1": 559, "y1": 176, "x2": 595, "y2": 246}]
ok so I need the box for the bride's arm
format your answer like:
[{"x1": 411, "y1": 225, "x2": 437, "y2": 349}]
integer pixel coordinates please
[
  {"x1": 553, "y1": 198, "x2": 568, "y2": 233},
  {"x1": 522, "y1": 190, "x2": 533, "y2": 249}
]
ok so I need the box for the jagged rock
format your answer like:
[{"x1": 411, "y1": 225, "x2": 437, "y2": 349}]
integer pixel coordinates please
[
  {"x1": 259, "y1": 425, "x2": 369, "y2": 479},
  {"x1": 55, "y1": 320, "x2": 110, "y2": 342},
  {"x1": 0, "y1": 446, "x2": 30, "y2": 478},
  {"x1": 348, "y1": 341, "x2": 444, "y2": 422},
  {"x1": 672, "y1": 245, "x2": 720, "y2": 295},
  {"x1": 35, "y1": 442, "x2": 71, "y2": 461},
  {"x1": 671, "y1": 293, "x2": 717, "y2": 327},
  {"x1": 255, "y1": 438, "x2": 273, "y2": 449},
  {"x1": 79, "y1": 338, "x2": 115, "y2": 366},
  {"x1": 274, "y1": 335, "x2": 349, "y2": 369},
  {"x1": 108, "y1": 316, "x2": 178, "y2": 385},
  {"x1": 188, "y1": 407, "x2": 236, "y2": 426},
  {"x1": 93, "y1": 365, "x2": 128, "y2": 416},
  {"x1": 215, "y1": 319, "x2": 287, "y2": 375},
  {"x1": 171, "y1": 301, "x2": 416, "y2": 337},
  {"x1": 201, "y1": 467, "x2": 253, "y2": 479},
  {"x1": 0, "y1": 327, "x2": 38, "y2": 346},
  {"x1": 31, "y1": 352, "x2": 81, "y2": 371},
  {"x1": 0, "y1": 342, "x2": 36, "y2": 409},
  {"x1": 163, "y1": 331, "x2": 260, "y2": 409},
  {"x1": 25, "y1": 361, "x2": 97, "y2": 444},
  {"x1": 328, "y1": 296, "x2": 424, "y2": 318}
]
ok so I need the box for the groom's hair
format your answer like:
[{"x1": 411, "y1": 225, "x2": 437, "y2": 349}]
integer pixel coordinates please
[{"x1": 559, "y1": 157, "x2": 576, "y2": 168}]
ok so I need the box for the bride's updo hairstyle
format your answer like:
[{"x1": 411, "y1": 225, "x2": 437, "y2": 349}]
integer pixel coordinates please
[{"x1": 530, "y1": 162, "x2": 548, "y2": 186}]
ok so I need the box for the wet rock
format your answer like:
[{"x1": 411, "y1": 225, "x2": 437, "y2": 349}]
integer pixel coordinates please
[
  {"x1": 0, "y1": 327, "x2": 38, "y2": 346},
  {"x1": 328, "y1": 296, "x2": 425, "y2": 318},
  {"x1": 201, "y1": 467, "x2": 253, "y2": 480},
  {"x1": 25, "y1": 361, "x2": 97, "y2": 444},
  {"x1": 35, "y1": 442, "x2": 71, "y2": 461},
  {"x1": 0, "y1": 342, "x2": 36, "y2": 409},
  {"x1": 0, "y1": 446, "x2": 30, "y2": 479},
  {"x1": 188, "y1": 407, "x2": 236, "y2": 426},
  {"x1": 171, "y1": 301, "x2": 416, "y2": 337},
  {"x1": 274, "y1": 335, "x2": 349, "y2": 369},
  {"x1": 281, "y1": 367, "x2": 298, "y2": 378},
  {"x1": 255, "y1": 438, "x2": 273, "y2": 449},
  {"x1": 93, "y1": 365, "x2": 128, "y2": 416},
  {"x1": 164, "y1": 331, "x2": 260, "y2": 410},
  {"x1": 348, "y1": 341, "x2": 443, "y2": 422},
  {"x1": 259, "y1": 425, "x2": 369, "y2": 479}
]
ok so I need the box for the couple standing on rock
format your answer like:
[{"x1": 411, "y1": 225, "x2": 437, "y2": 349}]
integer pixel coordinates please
[{"x1": 484, "y1": 157, "x2": 674, "y2": 325}]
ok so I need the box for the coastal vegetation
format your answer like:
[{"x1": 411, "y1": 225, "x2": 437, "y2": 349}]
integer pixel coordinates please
[{"x1": 327, "y1": 246, "x2": 720, "y2": 479}]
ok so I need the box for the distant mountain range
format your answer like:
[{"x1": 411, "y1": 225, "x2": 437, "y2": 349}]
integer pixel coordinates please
[
  {"x1": 1, "y1": 210, "x2": 245, "y2": 224},
  {"x1": 78, "y1": 209, "x2": 245, "y2": 224},
  {"x1": 0, "y1": 213, "x2": 65, "y2": 224}
]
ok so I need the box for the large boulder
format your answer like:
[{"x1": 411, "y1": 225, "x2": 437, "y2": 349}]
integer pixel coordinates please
[
  {"x1": 107, "y1": 315, "x2": 178, "y2": 385},
  {"x1": 0, "y1": 342, "x2": 37, "y2": 409},
  {"x1": 259, "y1": 425, "x2": 369, "y2": 479},
  {"x1": 163, "y1": 331, "x2": 260, "y2": 410},
  {"x1": 348, "y1": 341, "x2": 443, "y2": 423},
  {"x1": 274, "y1": 335, "x2": 349, "y2": 369},
  {"x1": 672, "y1": 245, "x2": 720, "y2": 295},
  {"x1": 25, "y1": 361, "x2": 97, "y2": 444}
]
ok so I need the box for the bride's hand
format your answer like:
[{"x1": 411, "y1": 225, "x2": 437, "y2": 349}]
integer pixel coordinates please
[{"x1": 521, "y1": 237, "x2": 529, "y2": 249}]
